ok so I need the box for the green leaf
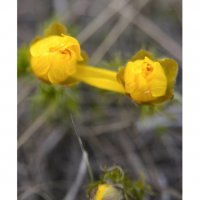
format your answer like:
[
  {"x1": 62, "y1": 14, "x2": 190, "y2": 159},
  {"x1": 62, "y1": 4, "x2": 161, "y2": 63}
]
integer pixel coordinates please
[
  {"x1": 158, "y1": 58, "x2": 178, "y2": 89},
  {"x1": 130, "y1": 49, "x2": 154, "y2": 62},
  {"x1": 17, "y1": 45, "x2": 30, "y2": 77},
  {"x1": 44, "y1": 22, "x2": 67, "y2": 37},
  {"x1": 30, "y1": 22, "x2": 67, "y2": 46}
]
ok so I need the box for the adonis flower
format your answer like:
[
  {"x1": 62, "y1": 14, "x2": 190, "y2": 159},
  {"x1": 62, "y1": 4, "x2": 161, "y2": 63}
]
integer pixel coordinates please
[
  {"x1": 30, "y1": 34, "x2": 83, "y2": 84},
  {"x1": 29, "y1": 22, "x2": 124, "y2": 91},
  {"x1": 117, "y1": 50, "x2": 178, "y2": 104}
]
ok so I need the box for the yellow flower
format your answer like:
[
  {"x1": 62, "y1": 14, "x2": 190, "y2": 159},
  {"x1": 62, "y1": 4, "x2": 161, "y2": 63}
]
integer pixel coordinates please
[
  {"x1": 93, "y1": 184, "x2": 123, "y2": 200},
  {"x1": 30, "y1": 34, "x2": 83, "y2": 84},
  {"x1": 29, "y1": 22, "x2": 125, "y2": 90},
  {"x1": 117, "y1": 50, "x2": 178, "y2": 104}
]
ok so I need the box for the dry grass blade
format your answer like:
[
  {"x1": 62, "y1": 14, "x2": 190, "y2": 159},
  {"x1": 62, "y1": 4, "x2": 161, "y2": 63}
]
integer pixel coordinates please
[
  {"x1": 18, "y1": 105, "x2": 52, "y2": 149},
  {"x1": 118, "y1": 133, "x2": 149, "y2": 179},
  {"x1": 18, "y1": 84, "x2": 34, "y2": 105},
  {"x1": 133, "y1": 14, "x2": 182, "y2": 63},
  {"x1": 80, "y1": 119, "x2": 132, "y2": 137},
  {"x1": 63, "y1": 154, "x2": 87, "y2": 200},
  {"x1": 77, "y1": 0, "x2": 130, "y2": 44},
  {"x1": 90, "y1": 0, "x2": 151, "y2": 64},
  {"x1": 19, "y1": 187, "x2": 55, "y2": 200},
  {"x1": 162, "y1": 188, "x2": 182, "y2": 199},
  {"x1": 112, "y1": 4, "x2": 182, "y2": 63},
  {"x1": 71, "y1": 115, "x2": 94, "y2": 181}
]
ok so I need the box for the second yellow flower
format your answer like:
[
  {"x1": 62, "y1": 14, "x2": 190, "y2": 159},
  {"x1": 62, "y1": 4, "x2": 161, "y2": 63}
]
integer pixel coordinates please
[{"x1": 30, "y1": 34, "x2": 83, "y2": 84}]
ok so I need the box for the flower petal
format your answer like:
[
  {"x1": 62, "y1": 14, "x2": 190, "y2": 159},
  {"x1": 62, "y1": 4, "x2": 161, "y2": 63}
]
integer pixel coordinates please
[
  {"x1": 150, "y1": 62, "x2": 167, "y2": 97},
  {"x1": 158, "y1": 58, "x2": 178, "y2": 90},
  {"x1": 30, "y1": 55, "x2": 50, "y2": 82},
  {"x1": 47, "y1": 54, "x2": 76, "y2": 84},
  {"x1": 72, "y1": 65, "x2": 126, "y2": 93}
]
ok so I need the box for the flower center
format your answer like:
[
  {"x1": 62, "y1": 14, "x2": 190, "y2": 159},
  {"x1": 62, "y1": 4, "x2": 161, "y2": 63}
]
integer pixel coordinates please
[
  {"x1": 59, "y1": 48, "x2": 71, "y2": 55},
  {"x1": 49, "y1": 47, "x2": 72, "y2": 60},
  {"x1": 146, "y1": 63, "x2": 153, "y2": 72},
  {"x1": 141, "y1": 62, "x2": 154, "y2": 78},
  {"x1": 49, "y1": 47, "x2": 71, "y2": 55}
]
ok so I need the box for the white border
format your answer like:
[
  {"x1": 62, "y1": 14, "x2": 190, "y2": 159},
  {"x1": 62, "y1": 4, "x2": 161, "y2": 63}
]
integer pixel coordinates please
[
  {"x1": 183, "y1": 0, "x2": 200, "y2": 199},
  {"x1": 0, "y1": 0, "x2": 17, "y2": 200}
]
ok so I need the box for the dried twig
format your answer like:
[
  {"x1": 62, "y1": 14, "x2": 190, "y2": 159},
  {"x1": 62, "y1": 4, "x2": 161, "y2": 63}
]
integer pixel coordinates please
[
  {"x1": 111, "y1": 3, "x2": 182, "y2": 63},
  {"x1": 80, "y1": 119, "x2": 132, "y2": 137},
  {"x1": 18, "y1": 105, "x2": 52, "y2": 149},
  {"x1": 77, "y1": 0, "x2": 130, "y2": 44},
  {"x1": 90, "y1": 0, "x2": 151, "y2": 64},
  {"x1": 18, "y1": 84, "x2": 34, "y2": 105},
  {"x1": 118, "y1": 133, "x2": 149, "y2": 179},
  {"x1": 19, "y1": 187, "x2": 55, "y2": 200},
  {"x1": 63, "y1": 154, "x2": 87, "y2": 200}
]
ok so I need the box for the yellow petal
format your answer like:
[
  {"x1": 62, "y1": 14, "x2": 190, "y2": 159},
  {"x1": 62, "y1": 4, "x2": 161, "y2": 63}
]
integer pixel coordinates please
[
  {"x1": 124, "y1": 60, "x2": 143, "y2": 94},
  {"x1": 30, "y1": 35, "x2": 81, "y2": 57},
  {"x1": 94, "y1": 184, "x2": 122, "y2": 200},
  {"x1": 47, "y1": 54, "x2": 76, "y2": 83},
  {"x1": 150, "y1": 62, "x2": 167, "y2": 97},
  {"x1": 95, "y1": 184, "x2": 109, "y2": 200},
  {"x1": 30, "y1": 55, "x2": 50, "y2": 82},
  {"x1": 149, "y1": 58, "x2": 178, "y2": 104},
  {"x1": 72, "y1": 65, "x2": 125, "y2": 93},
  {"x1": 158, "y1": 58, "x2": 178, "y2": 90},
  {"x1": 76, "y1": 65, "x2": 119, "y2": 80}
]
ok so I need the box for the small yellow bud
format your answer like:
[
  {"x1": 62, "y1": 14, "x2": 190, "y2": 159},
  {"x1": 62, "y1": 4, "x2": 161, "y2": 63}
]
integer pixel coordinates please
[
  {"x1": 91, "y1": 184, "x2": 123, "y2": 200},
  {"x1": 30, "y1": 34, "x2": 83, "y2": 84}
]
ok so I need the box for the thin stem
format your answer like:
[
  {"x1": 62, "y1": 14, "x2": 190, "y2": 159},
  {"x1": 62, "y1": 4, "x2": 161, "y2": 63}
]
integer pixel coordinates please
[{"x1": 70, "y1": 115, "x2": 94, "y2": 182}]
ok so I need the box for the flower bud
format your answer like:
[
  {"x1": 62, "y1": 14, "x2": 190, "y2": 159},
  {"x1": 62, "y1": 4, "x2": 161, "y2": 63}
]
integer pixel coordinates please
[
  {"x1": 91, "y1": 184, "x2": 123, "y2": 200},
  {"x1": 30, "y1": 34, "x2": 83, "y2": 84},
  {"x1": 117, "y1": 50, "x2": 178, "y2": 104}
]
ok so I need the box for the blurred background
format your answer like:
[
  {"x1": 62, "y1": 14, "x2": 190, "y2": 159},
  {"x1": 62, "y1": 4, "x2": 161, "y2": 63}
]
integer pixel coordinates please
[{"x1": 18, "y1": 0, "x2": 182, "y2": 199}]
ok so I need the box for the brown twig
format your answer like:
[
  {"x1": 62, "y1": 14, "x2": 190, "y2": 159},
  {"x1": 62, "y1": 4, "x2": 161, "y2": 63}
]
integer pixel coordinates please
[
  {"x1": 90, "y1": 0, "x2": 151, "y2": 64},
  {"x1": 63, "y1": 154, "x2": 87, "y2": 200},
  {"x1": 18, "y1": 105, "x2": 52, "y2": 149},
  {"x1": 111, "y1": 3, "x2": 182, "y2": 63},
  {"x1": 77, "y1": 0, "x2": 130, "y2": 44}
]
